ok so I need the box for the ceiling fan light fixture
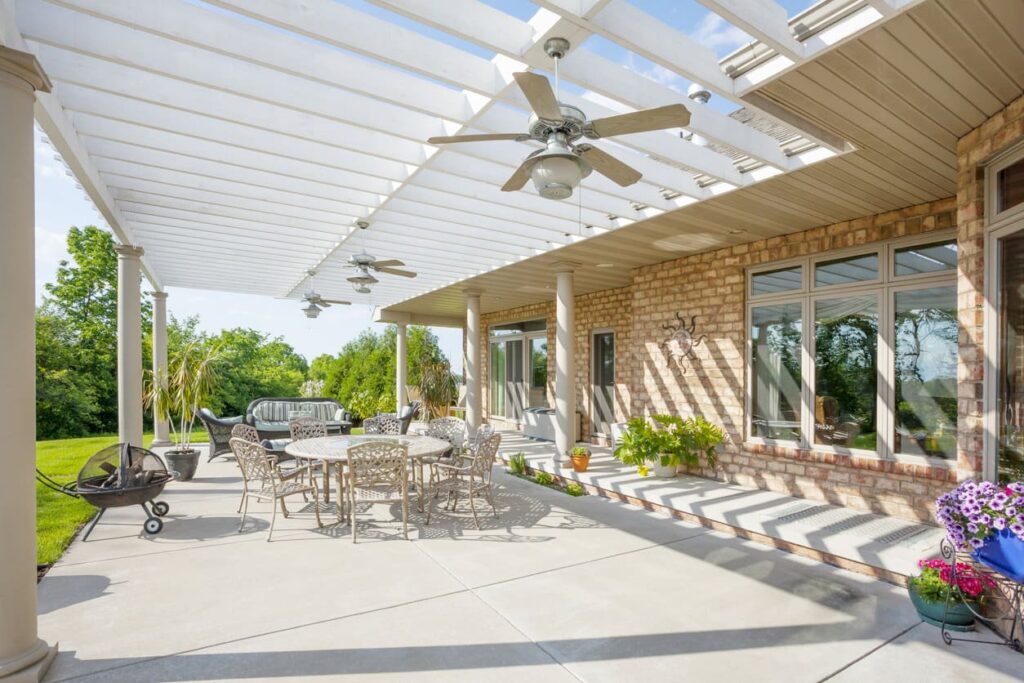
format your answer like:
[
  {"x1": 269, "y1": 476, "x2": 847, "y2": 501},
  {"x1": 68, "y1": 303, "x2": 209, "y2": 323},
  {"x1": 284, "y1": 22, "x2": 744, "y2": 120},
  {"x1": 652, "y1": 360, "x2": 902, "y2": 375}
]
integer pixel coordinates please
[
  {"x1": 302, "y1": 302, "x2": 321, "y2": 319},
  {"x1": 528, "y1": 138, "x2": 591, "y2": 200}
]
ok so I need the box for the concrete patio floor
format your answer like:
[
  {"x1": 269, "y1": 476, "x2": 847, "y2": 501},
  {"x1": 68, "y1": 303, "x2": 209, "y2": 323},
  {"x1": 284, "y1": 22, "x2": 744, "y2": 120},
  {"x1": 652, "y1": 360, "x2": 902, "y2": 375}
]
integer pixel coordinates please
[{"x1": 37, "y1": 451, "x2": 1022, "y2": 682}]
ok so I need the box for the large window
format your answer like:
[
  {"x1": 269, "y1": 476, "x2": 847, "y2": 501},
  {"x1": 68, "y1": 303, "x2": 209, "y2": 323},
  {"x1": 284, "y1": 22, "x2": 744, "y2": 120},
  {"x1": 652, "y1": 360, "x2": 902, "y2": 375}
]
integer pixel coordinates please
[{"x1": 747, "y1": 234, "x2": 957, "y2": 461}]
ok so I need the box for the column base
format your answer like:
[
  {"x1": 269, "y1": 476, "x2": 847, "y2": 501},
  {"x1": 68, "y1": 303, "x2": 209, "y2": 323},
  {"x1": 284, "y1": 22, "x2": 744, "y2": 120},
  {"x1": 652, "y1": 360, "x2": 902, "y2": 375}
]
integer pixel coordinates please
[
  {"x1": 148, "y1": 439, "x2": 172, "y2": 448},
  {"x1": 0, "y1": 640, "x2": 57, "y2": 682}
]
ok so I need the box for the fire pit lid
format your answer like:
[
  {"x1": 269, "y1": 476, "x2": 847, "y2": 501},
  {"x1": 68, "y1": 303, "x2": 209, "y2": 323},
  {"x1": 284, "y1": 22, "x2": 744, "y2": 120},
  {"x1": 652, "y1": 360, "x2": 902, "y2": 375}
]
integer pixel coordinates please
[{"x1": 77, "y1": 443, "x2": 168, "y2": 491}]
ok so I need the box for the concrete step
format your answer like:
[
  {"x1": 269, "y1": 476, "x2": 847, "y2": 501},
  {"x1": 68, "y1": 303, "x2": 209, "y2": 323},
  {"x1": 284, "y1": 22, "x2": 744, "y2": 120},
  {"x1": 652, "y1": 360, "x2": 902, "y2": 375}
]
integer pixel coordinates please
[{"x1": 496, "y1": 432, "x2": 943, "y2": 585}]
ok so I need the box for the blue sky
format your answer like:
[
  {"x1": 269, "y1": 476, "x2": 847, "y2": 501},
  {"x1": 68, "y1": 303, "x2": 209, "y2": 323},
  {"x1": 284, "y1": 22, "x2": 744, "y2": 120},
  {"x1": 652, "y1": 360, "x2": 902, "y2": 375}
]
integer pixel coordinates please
[{"x1": 33, "y1": 0, "x2": 814, "y2": 372}]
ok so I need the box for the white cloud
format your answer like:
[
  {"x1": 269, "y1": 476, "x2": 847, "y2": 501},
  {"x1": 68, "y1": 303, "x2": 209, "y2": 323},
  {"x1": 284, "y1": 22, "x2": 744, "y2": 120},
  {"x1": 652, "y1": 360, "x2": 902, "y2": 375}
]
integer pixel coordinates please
[{"x1": 690, "y1": 13, "x2": 751, "y2": 54}]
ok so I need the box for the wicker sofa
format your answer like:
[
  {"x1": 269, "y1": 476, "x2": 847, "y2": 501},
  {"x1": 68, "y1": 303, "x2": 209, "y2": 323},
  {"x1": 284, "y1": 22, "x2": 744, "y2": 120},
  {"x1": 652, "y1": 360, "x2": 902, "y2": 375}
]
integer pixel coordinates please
[
  {"x1": 198, "y1": 398, "x2": 351, "y2": 461},
  {"x1": 246, "y1": 397, "x2": 351, "y2": 439}
]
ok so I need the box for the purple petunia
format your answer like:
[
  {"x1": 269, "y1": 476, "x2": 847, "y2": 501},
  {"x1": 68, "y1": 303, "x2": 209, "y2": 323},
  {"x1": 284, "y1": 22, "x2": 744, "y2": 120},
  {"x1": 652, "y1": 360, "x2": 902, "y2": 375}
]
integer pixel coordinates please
[
  {"x1": 935, "y1": 479, "x2": 1024, "y2": 551},
  {"x1": 993, "y1": 517, "x2": 1007, "y2": 530}
]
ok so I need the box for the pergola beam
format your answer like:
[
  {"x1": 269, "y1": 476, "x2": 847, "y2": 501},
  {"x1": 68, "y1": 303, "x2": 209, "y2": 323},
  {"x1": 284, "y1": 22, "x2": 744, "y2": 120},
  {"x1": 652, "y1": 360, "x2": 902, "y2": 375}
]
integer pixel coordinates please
[{"x1": 695, "y1": 0, "x2": 804, "y2": 63}]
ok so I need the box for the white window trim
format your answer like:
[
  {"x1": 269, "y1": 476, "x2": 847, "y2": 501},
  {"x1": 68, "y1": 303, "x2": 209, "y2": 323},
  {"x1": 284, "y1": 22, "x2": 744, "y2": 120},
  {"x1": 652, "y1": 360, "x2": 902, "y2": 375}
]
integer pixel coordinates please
[
  {"x1": 745, "y1": 230, "x2": 957, "y2": 466},
  {"x1": 984, "y1": 140, "x2": 1024, "y2": 481}
]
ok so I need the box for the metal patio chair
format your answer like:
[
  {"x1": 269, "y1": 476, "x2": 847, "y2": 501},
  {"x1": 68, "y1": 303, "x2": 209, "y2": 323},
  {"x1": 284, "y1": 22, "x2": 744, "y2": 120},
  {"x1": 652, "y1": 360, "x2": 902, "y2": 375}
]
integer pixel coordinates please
[
  {"x1": 346, "y1": 441, "x2": 409, "y2": 543},
  {"x1": 427, "y1": 432, "x2": 501, "y2": 529},
  {"x1": 230, "y1": 437, "x2": 322, "y2": 541}
]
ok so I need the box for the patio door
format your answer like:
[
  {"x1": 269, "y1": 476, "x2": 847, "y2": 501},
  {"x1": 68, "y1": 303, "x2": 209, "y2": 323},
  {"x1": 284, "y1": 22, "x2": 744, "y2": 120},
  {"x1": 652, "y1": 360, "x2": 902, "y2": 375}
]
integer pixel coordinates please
[
  {"x1": 592, "y1": 331, "x2": 615, "y2": 437},
  {"x1": 988, "y1": 151, "x2": 1024, "y2": 483},
  {"x1": 994, "y1": 229, "x2": 1024, "y2": 483},
  {"x1": 505, "y1": 338, "x2": 525, "y2": 421}
]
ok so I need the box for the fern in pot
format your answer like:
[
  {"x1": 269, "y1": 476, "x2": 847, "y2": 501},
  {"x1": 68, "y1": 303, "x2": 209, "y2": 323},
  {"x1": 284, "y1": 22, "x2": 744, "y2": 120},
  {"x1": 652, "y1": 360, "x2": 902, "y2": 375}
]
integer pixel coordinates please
[{"x1": 145, "y1": 341, "x2": 220, "y2": 481}]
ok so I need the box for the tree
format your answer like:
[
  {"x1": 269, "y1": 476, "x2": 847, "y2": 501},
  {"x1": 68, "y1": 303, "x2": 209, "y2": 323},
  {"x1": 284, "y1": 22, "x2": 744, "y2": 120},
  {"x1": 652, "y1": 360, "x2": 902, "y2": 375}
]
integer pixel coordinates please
[
  {"x1": 318, "y1": 325, "x2": 453, "y2": 420},
  {"x1": 35, "y1": 310, "x2": 101, "y2": 438},
  {"x1": 36, "y1": 226, "x2": 151, "y2": 436}
]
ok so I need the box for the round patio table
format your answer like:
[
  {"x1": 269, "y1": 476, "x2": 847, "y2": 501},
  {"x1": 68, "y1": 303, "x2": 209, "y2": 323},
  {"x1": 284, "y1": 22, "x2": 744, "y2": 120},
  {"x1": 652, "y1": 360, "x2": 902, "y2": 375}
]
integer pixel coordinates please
[{"x1": 285, "y1": 434, "x2": 451, "y2": 523}]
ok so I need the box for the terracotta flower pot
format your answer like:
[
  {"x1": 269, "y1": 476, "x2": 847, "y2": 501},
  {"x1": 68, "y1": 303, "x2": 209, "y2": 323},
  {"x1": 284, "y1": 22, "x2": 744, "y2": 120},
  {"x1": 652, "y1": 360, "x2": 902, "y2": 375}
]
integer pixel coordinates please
[{"x1": 570, "y1": 452, "x2": 591, "y2": 472}]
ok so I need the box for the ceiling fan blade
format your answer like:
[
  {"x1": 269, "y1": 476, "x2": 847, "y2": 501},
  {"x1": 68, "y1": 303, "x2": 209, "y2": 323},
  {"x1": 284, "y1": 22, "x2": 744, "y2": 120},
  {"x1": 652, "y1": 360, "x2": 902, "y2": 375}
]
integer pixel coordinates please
[
  {"x1": 501, "y1": 158, "x2": 533, "y2": 192},
  {"x1": 322, "y1": 299, "x2": 351, "y2": 305},
  {"x1": 371, "y1": 259, "x2": 405, "y2": 268},
  {"x1": 513, "y1": 72, "x2": 562, "y2": 121},
  {"x1": 428, "y1": 133, "x2": 529, "y2": 144},
  {"x1": 316, "y1": 300, "x2": 331, "y2": 308},
  {"x1": 587, "y1": 104, "x2": 691, "y2": 138},
  {"x1": 377, "y1": 267, "x2": 417, "y2": 278},
  {"x1": 577, "y1": 145, "x2": 642, "y2": 187}
]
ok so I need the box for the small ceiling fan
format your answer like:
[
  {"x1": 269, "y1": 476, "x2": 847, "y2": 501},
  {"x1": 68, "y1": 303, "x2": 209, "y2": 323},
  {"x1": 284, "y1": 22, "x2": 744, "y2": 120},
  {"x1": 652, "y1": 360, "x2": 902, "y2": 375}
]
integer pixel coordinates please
[
  {"x1": 427, "y1": 37, "x2": 691, "y2": 200},
  {"x1": 300, "y1": 270, "x2": 350, "y2": 319},
  {"x1": 345, "y1": 251, "x2": 417, "y2": 287}
]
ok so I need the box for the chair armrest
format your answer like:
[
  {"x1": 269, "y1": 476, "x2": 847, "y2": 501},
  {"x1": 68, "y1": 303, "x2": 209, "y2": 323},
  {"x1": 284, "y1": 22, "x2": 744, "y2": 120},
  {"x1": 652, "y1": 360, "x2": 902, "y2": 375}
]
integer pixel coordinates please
[{"x1": 431, "y1": 461, "x2": 470, "y2": 475}]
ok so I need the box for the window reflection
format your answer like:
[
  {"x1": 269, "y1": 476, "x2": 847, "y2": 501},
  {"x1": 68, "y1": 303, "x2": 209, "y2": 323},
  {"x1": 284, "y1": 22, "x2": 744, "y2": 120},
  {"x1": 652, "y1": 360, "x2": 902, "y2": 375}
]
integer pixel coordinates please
[
  {"x1": 751, "y1": 303, "x2": 802, "y2": 441},
  {"x1": 894, "y1": 287, "x2": 957, "y2": 459},
  {"x1": 814, "y1": 296, "x2": 878, "y2": 450}
]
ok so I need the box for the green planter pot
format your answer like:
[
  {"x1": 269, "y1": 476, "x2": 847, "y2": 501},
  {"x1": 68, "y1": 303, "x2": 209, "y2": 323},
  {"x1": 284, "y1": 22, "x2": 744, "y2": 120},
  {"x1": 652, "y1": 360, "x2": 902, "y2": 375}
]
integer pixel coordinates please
[{"x1": 908, "y1": 585, "x2": 976, "y2": 632}]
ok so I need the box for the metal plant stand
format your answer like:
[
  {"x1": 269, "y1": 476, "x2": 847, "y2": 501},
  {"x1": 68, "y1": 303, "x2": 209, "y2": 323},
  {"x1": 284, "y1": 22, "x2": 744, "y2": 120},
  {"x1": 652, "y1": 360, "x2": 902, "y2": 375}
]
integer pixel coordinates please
[{"x1": 940, "y1": 538, "x2": 1024, "y2": 652}]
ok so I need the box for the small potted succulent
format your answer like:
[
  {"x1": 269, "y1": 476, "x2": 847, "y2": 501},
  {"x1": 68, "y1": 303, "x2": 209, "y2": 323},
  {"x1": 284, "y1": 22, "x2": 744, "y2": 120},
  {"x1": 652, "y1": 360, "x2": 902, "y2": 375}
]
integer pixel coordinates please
[
  {"x1": 570, "y1": 446, "x2": 591, "y2": 472},
  {"x1": 907, "y1": 558, "x2": 994, "y2": 630}
]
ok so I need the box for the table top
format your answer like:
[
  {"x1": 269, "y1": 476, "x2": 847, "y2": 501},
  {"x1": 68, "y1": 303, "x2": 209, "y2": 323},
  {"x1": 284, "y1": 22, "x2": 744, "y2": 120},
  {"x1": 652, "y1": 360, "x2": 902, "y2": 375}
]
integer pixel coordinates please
[{"x1": 284, "y1": 434, "x2": 451, "y2": 462}]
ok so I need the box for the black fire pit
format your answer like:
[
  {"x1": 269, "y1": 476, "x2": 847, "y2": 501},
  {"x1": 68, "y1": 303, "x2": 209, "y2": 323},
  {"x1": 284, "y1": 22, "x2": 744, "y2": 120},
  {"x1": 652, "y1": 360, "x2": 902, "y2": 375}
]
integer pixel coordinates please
[{"x1": 37, "y1": 443, "x2": 174, "y2": 540}]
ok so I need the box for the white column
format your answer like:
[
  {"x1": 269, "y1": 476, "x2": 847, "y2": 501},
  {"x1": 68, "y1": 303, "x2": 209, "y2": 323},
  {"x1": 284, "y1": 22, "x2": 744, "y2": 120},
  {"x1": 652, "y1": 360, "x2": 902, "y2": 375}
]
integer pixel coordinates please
[
  {"x1": 465, "y1": 292, "x2": 482, "y2": 433},
  {"x1": 0, "y1": 46, "x2": 57, "y2": 682},
  {"x1": 395, "y1": 322, "x2": 407, "y2": 412},
  {"x1": 150, "y1": 291, "x2": 170, "y2": 446},
  {"x1": 554, "y1": 265, "x2": 577, "y2": 463},
  {"x1": 116, "y1": 245, "x2": 145, "y2": 447}
]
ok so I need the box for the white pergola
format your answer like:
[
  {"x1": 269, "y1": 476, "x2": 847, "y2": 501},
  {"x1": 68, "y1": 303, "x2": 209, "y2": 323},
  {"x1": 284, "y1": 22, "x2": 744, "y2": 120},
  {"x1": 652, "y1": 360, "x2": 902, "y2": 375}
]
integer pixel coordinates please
[{"x1": 0, "y1": 0, "x2": 971, "y2": 678}]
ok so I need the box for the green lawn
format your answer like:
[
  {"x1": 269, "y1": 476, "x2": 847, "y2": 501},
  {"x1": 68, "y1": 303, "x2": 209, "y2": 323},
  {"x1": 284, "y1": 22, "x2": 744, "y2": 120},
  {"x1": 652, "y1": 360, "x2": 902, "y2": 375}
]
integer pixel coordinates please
[{"x1": 35, "y1": 428, "x2": 207, "y2": 565}]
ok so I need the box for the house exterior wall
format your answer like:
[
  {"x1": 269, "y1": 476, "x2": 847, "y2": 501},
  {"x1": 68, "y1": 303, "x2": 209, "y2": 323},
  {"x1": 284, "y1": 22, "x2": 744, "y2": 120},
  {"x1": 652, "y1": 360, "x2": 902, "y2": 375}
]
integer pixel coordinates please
[{"x1": 476, "y1": 95, "x2": 1024, "y2": 523}]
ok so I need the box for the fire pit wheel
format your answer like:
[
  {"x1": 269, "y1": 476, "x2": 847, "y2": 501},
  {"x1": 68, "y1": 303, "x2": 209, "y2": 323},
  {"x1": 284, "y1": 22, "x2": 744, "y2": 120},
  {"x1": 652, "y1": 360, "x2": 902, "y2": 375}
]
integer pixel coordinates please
[
  {"x1": 152, "y1": 501, "x2": 170, "y2": 517},
  {"x1": 144, "y1": 517, "x2": 164, "y2": 534}
]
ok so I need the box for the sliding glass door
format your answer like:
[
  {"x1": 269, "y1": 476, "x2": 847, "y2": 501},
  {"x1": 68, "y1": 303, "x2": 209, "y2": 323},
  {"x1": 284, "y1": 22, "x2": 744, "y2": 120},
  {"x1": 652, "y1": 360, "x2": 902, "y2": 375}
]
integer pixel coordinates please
[{"x1": 489, "y1": 320, "x2": 548, "y2": 421}]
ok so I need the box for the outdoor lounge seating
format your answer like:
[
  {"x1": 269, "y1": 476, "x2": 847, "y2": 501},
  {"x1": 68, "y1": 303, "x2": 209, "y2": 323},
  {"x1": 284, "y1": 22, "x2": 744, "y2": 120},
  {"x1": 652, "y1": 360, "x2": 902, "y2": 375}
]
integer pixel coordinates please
[
  {"x1": 246, "y1": 397, "x2": 352, "y2": 439},
  {"x1": 198, "y1": 408, "x2": 245, "y2": 461}
]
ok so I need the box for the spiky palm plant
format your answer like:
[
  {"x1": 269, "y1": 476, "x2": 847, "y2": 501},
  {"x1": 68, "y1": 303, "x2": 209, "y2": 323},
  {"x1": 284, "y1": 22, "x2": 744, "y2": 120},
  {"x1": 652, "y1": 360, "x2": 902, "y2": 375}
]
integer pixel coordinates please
[{"x1": 145, "y1": 342, "x2": 221, "y2": 453}]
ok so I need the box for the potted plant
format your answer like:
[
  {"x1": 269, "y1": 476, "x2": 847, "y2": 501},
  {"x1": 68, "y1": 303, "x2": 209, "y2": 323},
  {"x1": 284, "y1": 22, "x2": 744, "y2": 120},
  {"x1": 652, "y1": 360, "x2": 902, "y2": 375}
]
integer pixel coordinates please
[
  {"x1": 145, "y1": 341, "x2": 220, "y2": 481},
  {"x1": 650, "y1": 414, "x2": 725, "y2": 478},
  {"x1": 935, "y1": 480, "x2": 1024, "y2": 583},
  {"x1": 418, "y1": 360, "x2": 458, "y2": 420},
  {"x1": 907, "y1": 558, "x2": 993, "y2": 630},
  {"x1": 570, "y1": 446, "x2": 591, "y2": 472},
  {"x1": 613, "y1": 417, "x2": 664, "y2": 477}
]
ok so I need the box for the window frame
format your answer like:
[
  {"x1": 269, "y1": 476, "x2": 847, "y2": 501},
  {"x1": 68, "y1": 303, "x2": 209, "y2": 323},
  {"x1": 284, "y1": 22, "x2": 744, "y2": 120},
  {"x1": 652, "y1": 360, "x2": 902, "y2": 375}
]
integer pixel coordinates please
[
  {"x1": 745, "y1": 230, "x2": 957, "y2": 465},
  {"x1": 984, "y1": 141, "x2": 1024, "y2": 482}
]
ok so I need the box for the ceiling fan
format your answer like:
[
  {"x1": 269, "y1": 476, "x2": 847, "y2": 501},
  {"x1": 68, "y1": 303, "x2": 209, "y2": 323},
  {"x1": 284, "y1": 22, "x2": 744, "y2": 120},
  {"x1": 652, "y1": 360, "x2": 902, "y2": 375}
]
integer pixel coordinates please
[
  {"x1": 345, "y1": 251, "x2": 417, "y2": 290},
  {"x1": 427, "y1": 37, "x2": 691, "y2": 200},
  {"x1": 300, "y1": 270, "x2": 350, "y2": 319}
]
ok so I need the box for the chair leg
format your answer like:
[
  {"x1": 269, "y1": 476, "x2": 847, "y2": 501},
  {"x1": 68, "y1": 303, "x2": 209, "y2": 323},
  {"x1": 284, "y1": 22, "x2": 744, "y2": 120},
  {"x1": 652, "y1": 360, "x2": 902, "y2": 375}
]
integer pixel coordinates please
[
  {"x1": 279, "y1": 497, "x2": 289, "y2": 518},
  {"x1": 268, "y1": 498, "x2": 277, "y2": 542},
  {"x1": 238, "y1": 492, "x2": 249, "y2": 532},
  {"x1": 350, "y1": 488, "x2": 357, "y2": 544},
  {"x1": 311, "y1": 484, "x2": 323, "y2": 529},
  {"x1": 403, "y1": 490, "x2": 409, "y2": 540},
  {"x1": 487, "y1": 487, "x2": 498, "y2": 518},
  {"x1": 237, "y1": 492, "x2": 245, "y2": 514},
  {"x1": 469, "y1": 490, "x2": 480, "y2": 530}
]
